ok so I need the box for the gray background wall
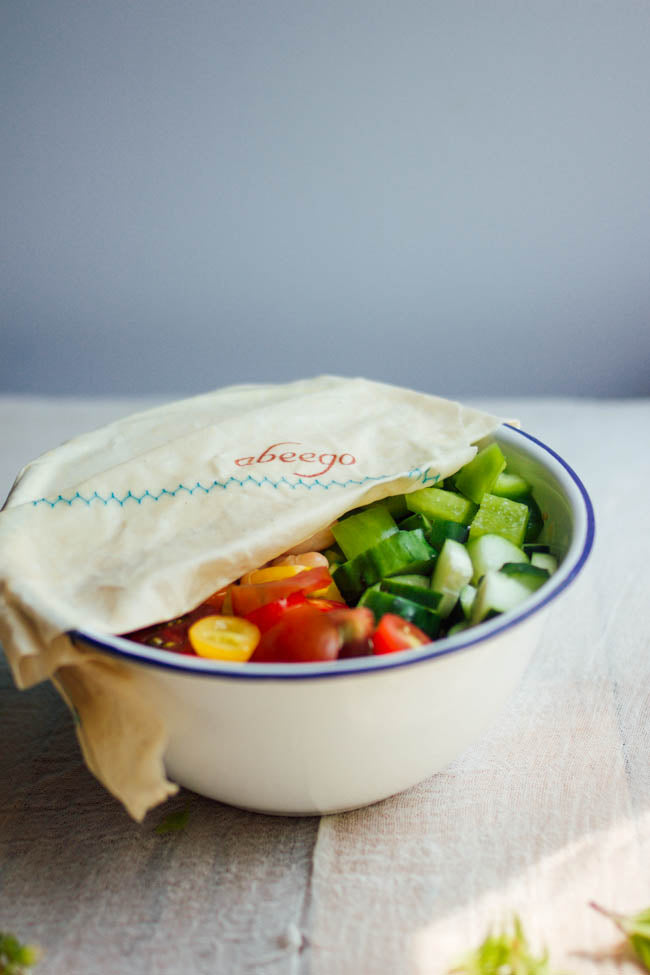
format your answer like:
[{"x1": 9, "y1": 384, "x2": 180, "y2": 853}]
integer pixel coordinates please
[{"x1": 2, "y1": 0, "x2": 649, "y2": 398}]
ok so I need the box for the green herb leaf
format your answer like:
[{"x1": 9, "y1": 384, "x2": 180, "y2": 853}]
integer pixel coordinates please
[
  {"x1": 590, "y1": 902, "x2": 650, "y2": 971},
  {"x1": 0, "y1": 932, "x2": 42, "y2": 974},
  {"x1": 155, "y1": 805, "x2": 190, "y2": 835},
  {"x1": 448, "y1": 916, "x2": 567, "y2": 975}
]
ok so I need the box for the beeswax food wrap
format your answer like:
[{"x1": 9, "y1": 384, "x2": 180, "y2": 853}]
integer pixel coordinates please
[{"x1": 0, "y1": 377, "x2": 505, "y2": 819}]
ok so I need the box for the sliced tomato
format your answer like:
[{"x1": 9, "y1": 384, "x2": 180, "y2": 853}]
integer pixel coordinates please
[
  {"x1": 129, "y1": 623, "x2": 192, "y2": 653},
  {"x1": 150, "y1": 623, "x2": 192, "y2": 653},
  {"x1": 230, "y1": 566, "x2": 331, "y2": 616},
  {"x1": 201, "y1": 588, "x2": 227, "y2": 612},
  {"x1": 372, "y1": 613, "x2": 430, "y2": 655},
  {"x1": 241, "y1": 564, "x2": 308, "y2": 585},
  {"x1": 188, "y1": 615, "x2": 260, "y2": 662},
  {"x1": 339, "y1": 636, "x2": 374, "y2": 659},
  {"x1": 326, "y1": 606, "x2": 375, "y2": 659},
  {"x1": 244, "y1": 591, "x2": 307, "y2": 633},
  {"x1": 307, "y1": 598, "x2": 348, "y2": 612},
  {"x1": 250, "y1": 603, "x2": 342, "y2": 663},
  {"x1": 127, "y1": 606, "x2": 212, "y2": 655},
  {"x1": 326, "y1": 607, "x2": 374, "y2": 644}
]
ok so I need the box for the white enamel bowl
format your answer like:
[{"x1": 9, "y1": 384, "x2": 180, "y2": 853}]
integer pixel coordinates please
[{"x1": 73, "y1": 426, "x2": 594, "y2": 816}]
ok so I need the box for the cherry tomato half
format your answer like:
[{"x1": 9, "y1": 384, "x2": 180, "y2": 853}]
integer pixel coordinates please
[
  {"x1": 250, "y1": 604, "x2": 342, "y2": 663},
  {"x1": 338, "y1": 637, "x2": 374, "y2": 659},
  {"x1": 241, "y1": 564, "x2": 307, "y2": 585},
  {"x1": 325, "y1": 607, "x2": 375, "y2": 659},
  {"x1": 201, "y1": 588, "x2": 227, "y2": 612},
  {"x1": 372, "y1": 614, "x2": 430, "y2": 655},
  {"x1": 188, "y1": 615, "x2": 261, "y2": 662},
  {"x1": 230, "y1": 566, "x2": 331, "y2": 616},
  {"x1": 326, "y1": 607, "x2": 374, "y2": 644},
  {"x1": 244, "y1": 591, "x2": 307, "y2": 633},
  {"x1": 127, "y1": 605, "x2": 218, "y2": 655},
  {"x1": 306, "y1": 598, "x2": 348, "y2": 612}
]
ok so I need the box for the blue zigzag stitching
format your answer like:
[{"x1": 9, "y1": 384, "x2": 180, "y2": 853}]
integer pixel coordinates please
[
  {"x1": 407, "y1": 466, "x2": 440, "y2": 485},
  {"x1": 30, "y1": 468, "x2": 441, "y2": 509}
]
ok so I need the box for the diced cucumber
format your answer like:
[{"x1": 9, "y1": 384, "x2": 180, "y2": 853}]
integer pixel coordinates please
[
  {"x1": 453, "y1": 443, "x2": 507, "y2": 504},
  {"x1": 366, "y1": 529, "x2": 437, "y2": 579},
  {"x1": 332, "y1": 529, "x2": 437, "y2": 601},
  {"x1": 381, "y1": 578, "x2": 442, "y2": 609},
  {"x1": 500, "y1": 562, "x2": 550, "y2": 592},
  {"x1": 406, "y1": 487, "x2": 477, "y2": 525},
  {"x1": 424, "y1": 517, "x2": 470, "y2": 550},
  {"x1": 523, "y1": 494, "x2": 544, "y2": 543},
  {"x1": 385, "y1": 573, "x2": 431, "y2": 588},
  {"x1": 430, "y1": 538, "x2": 473, "y2": 619},
  {"x1": 531, "y1": 552, "x2": 558, "y2": 574},
  {"x1": 491, "y1": 470, "x2": 532, "y2": 502},
  {"x1": 332, "y1": 558, "x2": 366, "y2": 602},
  {"x1": 470, "y1": 570, "x2": 531, "y2": 624},
  {"x1": 331, "y1": 438, "x2": 557, "y2": 645},
  {"x1": 398, "y1": 512, "x2": 431, "y2": 533},
  {"x1": 359, "y1": 588, "x2": 440, "y2": 638},
  {"x1": 447, "y1": 621, "x2": 470, "y2": 636},
  {"x1": 468, "y1": 493, "x2": 530, "y2": 548},
  {"x1": 459, "y1": 583, "x2": 477, "y2": 620},
  {"x1": 365, "y1": 493, "x2": 409, "y2": 521},
  {"x1": 465, "y1": 533, "x2": 528, "y2": 586},
  {"x1": 340, "y1": 493, "x2": 408, "y2": 523},
  {"x1": 332, "y1": 507, "x2": 398, "y2": 560}
]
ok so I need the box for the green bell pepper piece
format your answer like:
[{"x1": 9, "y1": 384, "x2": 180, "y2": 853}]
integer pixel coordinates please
[
  {"x1": 468, "y1": 493, "x2": 530, "y2": 548},
  {"x1": 453, "y1": 443, "x2": 507, "y2": 504},
  {"x1": 332, "y1": 506, "x2": 398, "y2": 561},
  {"x1": 405, "y1": 487, "x2": 477, "y2": 525}
]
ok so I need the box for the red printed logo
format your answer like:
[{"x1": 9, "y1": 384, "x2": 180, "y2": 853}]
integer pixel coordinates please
[{"x1": 235, "y1": 442, "x2": 357, "y2": 478}]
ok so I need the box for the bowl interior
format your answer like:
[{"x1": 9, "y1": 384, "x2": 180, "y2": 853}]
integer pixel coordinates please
[
  {"x1": 498, "y1": 429, "x2": 571, "y2": 557},
  {"x1": 496, "y1": 425, "x2": 591, "y2": 574}
]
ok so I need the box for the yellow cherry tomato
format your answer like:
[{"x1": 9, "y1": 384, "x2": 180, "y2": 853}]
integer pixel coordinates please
[
  {"x1": 240, "y1": 564, "x2": 307, "y2": 585},
  {"x1": 188, "y1": 615, "x2": 260, "y2": 662}
]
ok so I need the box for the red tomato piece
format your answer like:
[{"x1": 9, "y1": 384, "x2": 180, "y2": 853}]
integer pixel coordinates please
[
  {"x1": 201, "y1": 588, "x2": 227, "y2": 612},
  {"x1": 250, "y1": 604, "x2": 342, "y2": 663},
  {"x1": 230, "y1": 566, "x2": 331, "y2": 615},
  {"x1": 372, "y1": 614, "x2": 430, "y2": 655},
  {"x1": 326, "y1": 607, "x2": 375, "y2": 660},
  {"x1": 306, "y1": 598, "x2": 348, "y2": 612},
  {"x1": 326, "y1": 607, "x2": 374, "y2": 644},
  {"x1": 128, "y1": 618, "x2": 193, "y2": 654},
  {"x1": 126, "y1": 602, "x2": 226, "y2": 656},
  {"x1": 244, "y1": 591, "x2": 307, "y2": 633},
  {"x1": 339, "y1": 637, "x2": 374, "y2": 659}
]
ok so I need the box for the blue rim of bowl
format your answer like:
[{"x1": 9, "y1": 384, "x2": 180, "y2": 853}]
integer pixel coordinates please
[{"x1": 70, "y1": 425, "x2": 595, "y2": 681}]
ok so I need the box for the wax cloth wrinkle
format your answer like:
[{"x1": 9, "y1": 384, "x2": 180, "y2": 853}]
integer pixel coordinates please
[{"x1": 0, "y1": 376, "x2": 505, "y2": 820}]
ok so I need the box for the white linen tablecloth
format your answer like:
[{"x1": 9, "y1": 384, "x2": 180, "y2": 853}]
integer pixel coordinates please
[{"x1": 1, "y1": 394, "x2": 649, "y2": 975}]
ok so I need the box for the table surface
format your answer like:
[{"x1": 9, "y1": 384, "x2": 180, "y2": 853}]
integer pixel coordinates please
[{"x1": 1, "y1": 394, "x2": 649, "y2": 975}]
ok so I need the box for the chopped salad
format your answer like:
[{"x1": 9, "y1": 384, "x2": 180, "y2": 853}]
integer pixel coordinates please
[{"x1": 126, "y1": 441, "x2": 558, "y2": 663}]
